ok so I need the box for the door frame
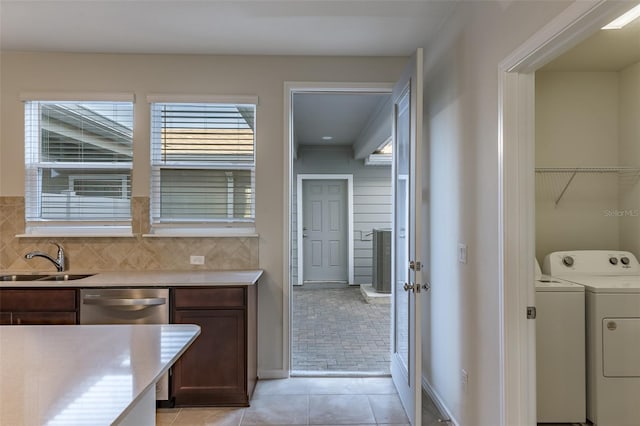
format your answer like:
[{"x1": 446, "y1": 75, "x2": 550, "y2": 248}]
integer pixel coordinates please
[
  {"x1": 297, "y1": 174, "x2": 354, "y2": 285},
  {"x1": 499, "y1": 1, "x2": 635, "y2": 424},
  {"x1": 283, "y1": 82, "x2": 394, "y2": 374}
]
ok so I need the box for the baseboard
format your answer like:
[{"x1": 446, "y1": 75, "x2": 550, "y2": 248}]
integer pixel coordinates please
[
  {"x1": 422, "y1": 375, "x2": 459, "y2": 426},
  {"x1": 257, "y1": 369, "x2": 289, "y2": 379}
]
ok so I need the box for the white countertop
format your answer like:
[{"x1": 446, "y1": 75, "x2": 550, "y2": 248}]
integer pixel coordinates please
[
  {"x1": 0, "y1": 270, "x2": 263, "y2": 288},
  {"x1": 0, "y1": 324, "x2": 200, "y2": 425}
]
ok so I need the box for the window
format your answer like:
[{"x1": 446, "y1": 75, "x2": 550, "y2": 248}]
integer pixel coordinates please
[
  {"x1": 24, "y1": 100, "x2": 134, "y2": 235},
  {"x1": 150, "y1": 99, "x2": 256, "y2": 234}
]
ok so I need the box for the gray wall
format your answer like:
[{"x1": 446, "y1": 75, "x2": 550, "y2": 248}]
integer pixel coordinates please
[{"x1": 292, "y1": 145, "x2": 391, "y2": 285}]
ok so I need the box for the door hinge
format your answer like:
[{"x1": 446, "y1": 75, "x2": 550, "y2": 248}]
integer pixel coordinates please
[{"x1": 527, "y1": 306, "x2": 536, "y2": 319}]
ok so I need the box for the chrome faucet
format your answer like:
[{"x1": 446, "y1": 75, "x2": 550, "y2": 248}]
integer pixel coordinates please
[{"x1": 25, "y1": 242, "x2": 66, "y2": 272}]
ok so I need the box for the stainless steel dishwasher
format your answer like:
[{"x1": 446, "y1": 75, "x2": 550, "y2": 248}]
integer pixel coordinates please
[{"x1": 80, "y1": 288, "x2": 170, "y2": 401}]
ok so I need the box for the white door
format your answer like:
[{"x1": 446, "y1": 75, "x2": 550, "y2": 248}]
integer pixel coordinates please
[
  {"x1": 302, "y1": 179, "x2": 348, "y2": 282},
  {"x1": 391, "y1": 49, "x2": 424, "y2": 426}
]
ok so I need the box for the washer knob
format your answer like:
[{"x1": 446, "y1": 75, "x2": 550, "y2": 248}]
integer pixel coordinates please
[
  {"x1": 562, "y1": 256, "x2": 574, "y2": 267},
  {"x1": 621, "y1": 256, "x2": 630, "y2": 265},
  {"x1": 610, "y1": 257, "x2": 619, "y2": 265}
]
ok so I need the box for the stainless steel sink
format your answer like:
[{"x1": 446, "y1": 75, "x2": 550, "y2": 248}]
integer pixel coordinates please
[
  {"x1": 0, "y1": 273, "x2": 94, "y2": 282},
  {"x1": 0, "y1": 274, "x2": 50, "y2": 281},
  {"x1": 37, "y1": 274, "x2": 94, "y2": 281}
]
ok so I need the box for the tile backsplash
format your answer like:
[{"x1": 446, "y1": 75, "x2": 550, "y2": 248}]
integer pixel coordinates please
[{"x1": 0, "y1": 197, "x2": 258, "y2": 271}]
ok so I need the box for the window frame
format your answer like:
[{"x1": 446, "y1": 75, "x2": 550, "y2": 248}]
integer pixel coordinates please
[
  {"x1": 147, "y1": 95, "x2": 258, "y2": 237},
  {"x1": 22, "y1": 94, "x2": 135, "y2": 237}
]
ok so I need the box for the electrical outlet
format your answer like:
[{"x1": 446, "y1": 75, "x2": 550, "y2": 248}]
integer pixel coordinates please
[
  {"x1": 461, "y1": 369, "x2": 469, "y2": 392},
  {"x1": 458, "y1": 243, "x2": 468, "y2": 264},
  {"x1": 190, "y1": 255, "x2": 205, "y2": 265}
]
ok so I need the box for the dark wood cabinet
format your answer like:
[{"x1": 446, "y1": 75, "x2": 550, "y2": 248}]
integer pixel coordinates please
[
  {"x1": 0, "y1": 289, "x2": 78, "y2": 325},
  {"x1": 171, "y1": 286, "x2": 257, "y2": 407}
]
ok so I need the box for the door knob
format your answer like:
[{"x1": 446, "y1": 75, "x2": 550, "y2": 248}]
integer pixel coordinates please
[{"x1": 403, "y1": 282, "x2": 430, "y2": 293}]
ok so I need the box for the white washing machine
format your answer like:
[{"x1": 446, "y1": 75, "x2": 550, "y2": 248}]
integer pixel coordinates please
[
  {"x1": 544, "y1": 250, "x2": 640, "y2": 426},
  {"x1": 535, "y1": 259, "x2": 586, "y2": 424}
]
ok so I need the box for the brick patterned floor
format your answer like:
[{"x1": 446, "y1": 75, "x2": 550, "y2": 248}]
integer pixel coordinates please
[{"x1": 292, "y1": 285, "x2": 391, "y2": 373}]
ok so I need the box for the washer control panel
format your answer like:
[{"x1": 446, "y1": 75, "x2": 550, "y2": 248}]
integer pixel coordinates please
[{"x1": 543, "y1": 250, "x2": 640, "y2": 276}]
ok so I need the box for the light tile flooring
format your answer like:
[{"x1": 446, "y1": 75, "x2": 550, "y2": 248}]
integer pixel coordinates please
[{"x1": 157, "y1": 377, "x2": 448, "y2": 425}]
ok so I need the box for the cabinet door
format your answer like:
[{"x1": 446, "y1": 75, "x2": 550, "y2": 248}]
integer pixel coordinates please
[
  {"x1": 0, "y1": 289, "x2": 76, "y2": 311},
  {"x1": 172, "y1": 309, "x2": 247, "y2": 406},
  {"x1": 0, "y1": 313, "x2": 11, "y2": 325},
  {"x1": 12, "y1": 312, "x2": 77, "y2": 325}
]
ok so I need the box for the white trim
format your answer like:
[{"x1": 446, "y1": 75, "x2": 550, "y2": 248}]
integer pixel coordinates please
[
  {"x1": 500, "y1": 0, "x2": 633, "y2": 73},
  {"x1": 257, "y1": 369, "x2": 289, "y2": 379},
  {"x1": 296, "y1": 174, "x2": 354, "y2": 285},
  {"x1": 284, "y1": 81, "x2": 394, "y2": 376},
  {"x1": 498, "y1": 1, "x2": 634, "y2": 425},
  {"x1": 146, "y1": 94, "x2": 258, "y2": 105},
  {"x1": 20, "y1": 92, "x2": 135, "y2": 102}
]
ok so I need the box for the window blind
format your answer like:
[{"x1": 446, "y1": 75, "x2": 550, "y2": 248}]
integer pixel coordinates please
[
  {"x1": 24, "y1": 101, "x2": 133, "y2": 223},
  {"x1": 150, "y1": 102, "x2": 256, "y2": 225}
]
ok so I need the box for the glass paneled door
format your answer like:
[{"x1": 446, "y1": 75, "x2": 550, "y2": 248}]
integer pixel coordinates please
[{"x1": 391, "y1": 48, "x2": 424, "y2": 426}]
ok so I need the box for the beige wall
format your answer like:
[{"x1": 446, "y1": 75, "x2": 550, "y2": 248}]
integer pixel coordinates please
[
  {"x1": 421, "y1": 1, "x2": 571, "y2": 425},
  {"x1": 535, "y1": 71, "x2": 621, "y2": 262},
  {"x1": 619, "y1": 61, "x2": 640, "y2": 257},
  {"x1": 0, "y1": 52, "x2": 406, "y2": 375}
]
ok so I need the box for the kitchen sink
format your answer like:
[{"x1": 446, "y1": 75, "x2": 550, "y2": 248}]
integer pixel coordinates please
[
  {"x1": 37, "y1": 274, "x2": 94, "y2": 281},
  {"x1": 0, "y1": 273, "x2": 94, "y2": 282},
  {"x1": 0, "y1": 274, "x2": 50, "y2": 281}
]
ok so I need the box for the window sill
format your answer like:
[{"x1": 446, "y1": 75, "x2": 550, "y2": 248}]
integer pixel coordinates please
[
  {"x1": 144, "y1": 227, "x2": 258, "y2": 238},
  {"x1": 17, "y1": 232, "x2": 136, "y2": 238},
  {"x1": 143, "y1": 233, "x2": 258, "y2": 238},
  {"x1": 18, "y1": 225, "x2": 134, "y2": 238}
]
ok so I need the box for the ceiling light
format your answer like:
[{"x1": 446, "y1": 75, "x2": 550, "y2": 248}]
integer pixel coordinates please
[
  {"x1": 602, "y1": 4, "x2": 640, "y2": 29},
  {"x1": 322, "y1": 136, "x2": 333, "y2": 141}
]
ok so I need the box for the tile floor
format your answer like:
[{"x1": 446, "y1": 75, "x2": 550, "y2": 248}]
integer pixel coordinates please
[
  {"x1": 292, "y1": 285, "x2": 391, "y2": 373},
  {"x1": 157, "y1": 377, "x2": 448, "y2": 425}
]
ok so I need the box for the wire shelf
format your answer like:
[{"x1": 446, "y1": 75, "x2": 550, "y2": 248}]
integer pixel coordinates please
[{"x1": 535, "y1": 167, "x2": 640, "y2": 206}]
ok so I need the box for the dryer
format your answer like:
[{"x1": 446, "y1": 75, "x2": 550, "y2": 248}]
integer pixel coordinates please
[
  {"x1": 535, "y1": 259, "x2": 585, "y2": 423},
  {"x1": 544, "y1": 250, "x2": 640, "y2": 426}
]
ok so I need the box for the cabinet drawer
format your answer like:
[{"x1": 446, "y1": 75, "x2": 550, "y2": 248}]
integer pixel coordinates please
[
  {"x1": 12, "y1": 312, "x2": 77, "y2": 325},
  {"x1": 0, "y1": 289, "x2": 76, "y2": 311},
  {"x1": 174, "y1": 287, "x2": 245, "y2": 309}
]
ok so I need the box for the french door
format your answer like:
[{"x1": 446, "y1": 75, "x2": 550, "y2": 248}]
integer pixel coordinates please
[{"x1": 390, "y1": 48, "x2": 424, "y2": 426}]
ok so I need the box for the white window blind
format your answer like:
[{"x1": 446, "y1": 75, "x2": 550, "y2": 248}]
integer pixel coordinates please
[
  {"x1": 24, "y1": 101, "x2": 133, "y2": 231},
  {"x1": 150, "y1": 101, "x2": 256, "y2": 227}
]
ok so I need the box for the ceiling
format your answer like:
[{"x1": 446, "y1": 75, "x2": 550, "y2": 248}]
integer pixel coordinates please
[
  {"x1": 293, "y1": 93, "x2": 389, "y2": 147},
  {"x1": 541, "y1": 14, "x2": 640, "y2": 71},
  {"x1": 0, "y1": 0, "x2": 457, "y2": 56}
]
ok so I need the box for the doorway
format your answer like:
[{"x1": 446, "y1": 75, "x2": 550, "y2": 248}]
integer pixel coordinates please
[
  {"x1": 499, "y1": 2, "x2": 637, "y2": 424},
  {"x1": 285, "y1": 84, "x2": 394, "y2": 375}
]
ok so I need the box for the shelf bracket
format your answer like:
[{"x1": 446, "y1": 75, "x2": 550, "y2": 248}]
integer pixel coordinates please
[{"x1": 554, "y1": 170, "x2": 578, "y2": 207}]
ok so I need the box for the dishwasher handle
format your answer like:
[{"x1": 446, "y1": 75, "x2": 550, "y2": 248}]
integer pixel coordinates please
[{"x1": 82, "y1": 295, "x2": 167, "y2": 308}]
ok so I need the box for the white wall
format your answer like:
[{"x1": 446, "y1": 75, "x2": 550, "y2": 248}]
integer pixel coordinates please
[
  {"x1": 535, "y1": 71, "x2": 621, "y2": 262},
  {"x1": 619, "y1": 61, "x2": 640, "y2": 257},
  {"x1": 420, "y1": 2, "x2": 571, "y2": 425},
  {"x1": 0, "y1": 52, "x2": 405, "y2": 376},
  {"x1": 292, "y1": 145, "x2": 391, "y2": 285}
]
